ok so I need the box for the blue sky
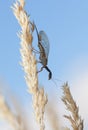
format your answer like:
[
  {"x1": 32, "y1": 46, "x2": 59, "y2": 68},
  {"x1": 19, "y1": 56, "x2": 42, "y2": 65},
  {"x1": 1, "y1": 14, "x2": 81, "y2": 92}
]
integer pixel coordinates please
[{"x1": 0, "y1": 0, "x2": 88, "y2": 129}]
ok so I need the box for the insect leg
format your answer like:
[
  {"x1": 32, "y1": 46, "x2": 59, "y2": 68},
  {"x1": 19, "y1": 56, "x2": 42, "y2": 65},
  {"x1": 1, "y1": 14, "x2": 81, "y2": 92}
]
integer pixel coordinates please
[
  {"x1": 37, "y1": 66, "x2": 44, "y2": 73},
  {"x1": 32, "y1": 48, "x2": 40, "y2": 54},
  {"x1": 30, "y1": 46, "x2": 43, "y2": 54},
  {"x1": 36, "y1": 60, "x2": 42, "y2": 64}
]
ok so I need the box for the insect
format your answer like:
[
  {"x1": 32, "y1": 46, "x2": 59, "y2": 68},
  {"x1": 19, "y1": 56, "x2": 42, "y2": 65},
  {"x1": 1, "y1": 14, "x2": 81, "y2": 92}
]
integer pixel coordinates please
[{"x1": 34, "y1": 23, "x2": 52, "y2": 80}]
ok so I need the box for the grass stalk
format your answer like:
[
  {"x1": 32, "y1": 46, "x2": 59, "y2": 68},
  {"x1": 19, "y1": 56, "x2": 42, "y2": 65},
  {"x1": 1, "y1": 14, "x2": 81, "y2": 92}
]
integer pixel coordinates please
[{"x1": 12, "y1": 0, "x2": 48, "y2": 130}]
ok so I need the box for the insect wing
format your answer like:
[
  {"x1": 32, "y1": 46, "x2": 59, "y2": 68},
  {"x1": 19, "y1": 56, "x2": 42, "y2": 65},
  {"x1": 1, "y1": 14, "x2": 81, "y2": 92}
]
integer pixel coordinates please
[{"x1": 39, "y1": 31, "x2": 50, "y2": 59}]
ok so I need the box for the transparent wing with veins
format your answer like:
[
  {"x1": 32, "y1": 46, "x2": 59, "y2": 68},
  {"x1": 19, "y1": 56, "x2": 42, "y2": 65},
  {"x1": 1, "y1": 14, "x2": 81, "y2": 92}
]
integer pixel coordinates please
[
  {"x1": 39, "y1": 31, "x2": 50, "y2": 59},
  {"x1": 34, "y1": 23, "x2": 52, "y2": 80}
]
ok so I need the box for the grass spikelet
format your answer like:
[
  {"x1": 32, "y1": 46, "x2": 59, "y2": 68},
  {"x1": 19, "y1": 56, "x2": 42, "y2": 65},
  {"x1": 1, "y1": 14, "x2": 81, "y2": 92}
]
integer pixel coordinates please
[
  {"x1": 0, "y1": 93, "x2": 33, "y2": 130},
  {"x1": 46, "y1": 101, "x2": 60, "y2": 130},
  {"x1": 0, "y1": 95, "x2": 18, "y2": 129},
  {"x1": 62, "y1": 82, "x2": 84, "y2": 130},
  {"x1": 62, "y1": 127, "x2": 70, "y2": 130},
  {"x1": 12, "y1": 0, "x2": 48, "y2": 130}
]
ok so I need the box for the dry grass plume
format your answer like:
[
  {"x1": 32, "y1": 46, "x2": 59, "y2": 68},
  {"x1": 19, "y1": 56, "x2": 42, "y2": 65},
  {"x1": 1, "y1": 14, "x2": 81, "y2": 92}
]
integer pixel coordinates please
[
  {"x1": 12, "y1": 0, "x2": 48, "y2": 130},
  {"x1": 62, "y1": 82, "x2": 84, "y2": 130},
  {"x1": 0, "y1": 95, "x2": 20, "y2": 130},
  {"x1": 46, "y1": 101, "x2": 60, "y2": 130}
]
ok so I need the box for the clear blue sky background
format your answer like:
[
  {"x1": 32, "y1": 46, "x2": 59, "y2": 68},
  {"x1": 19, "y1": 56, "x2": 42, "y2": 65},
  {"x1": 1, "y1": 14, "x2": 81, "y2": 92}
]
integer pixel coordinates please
[{"x1": 0, "y1": 0, "x2": 88, "y2": 129}]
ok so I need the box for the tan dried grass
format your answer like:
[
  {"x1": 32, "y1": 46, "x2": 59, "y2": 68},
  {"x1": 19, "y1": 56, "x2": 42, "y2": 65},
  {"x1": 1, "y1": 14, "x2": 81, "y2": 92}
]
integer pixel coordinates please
[
  {"x1": 12, "y1": 0, "x2": 48, "y2": 130},
  {"x1": 46, "y1": 101, "x2": 60, "y2": 130},
  {"x1": 0, "y1": 95, "x2": 19, "y2": 130},
  {"x1": 62, "y1": 82, "x2": 84, "y2": 130}
]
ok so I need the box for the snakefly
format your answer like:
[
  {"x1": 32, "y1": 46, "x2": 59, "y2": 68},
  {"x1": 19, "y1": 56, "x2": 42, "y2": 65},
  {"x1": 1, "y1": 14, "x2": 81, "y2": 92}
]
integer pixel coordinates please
[{"x1": 34, "y1": 23, "x2": 52, "y2": 80}]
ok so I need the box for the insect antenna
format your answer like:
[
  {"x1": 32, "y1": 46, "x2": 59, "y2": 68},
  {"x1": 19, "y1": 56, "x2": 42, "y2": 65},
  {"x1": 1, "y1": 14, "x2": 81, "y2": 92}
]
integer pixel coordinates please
[
  {"x1": 51, "y1": 76, "x2": 65, "y2": 88},
  {"x1": 34, "y1": 23, "x2": 39, "y2": 42}
]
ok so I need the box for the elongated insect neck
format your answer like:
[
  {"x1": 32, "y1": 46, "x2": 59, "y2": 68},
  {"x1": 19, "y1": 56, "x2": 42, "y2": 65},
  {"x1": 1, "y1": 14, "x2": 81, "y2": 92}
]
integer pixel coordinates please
[
  {"x1": 45, "y1": 66, "x2": 52, "y2": 80},
  {"x1": 34, "y1": 24, "x2": 39, "y2": 41}
]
